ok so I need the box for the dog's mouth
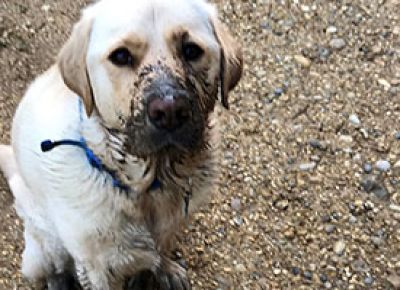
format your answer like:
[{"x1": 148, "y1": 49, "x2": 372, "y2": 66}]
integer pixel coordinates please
[{"x1": 124, "y1": 123, "x2": 206, "y2": 159}]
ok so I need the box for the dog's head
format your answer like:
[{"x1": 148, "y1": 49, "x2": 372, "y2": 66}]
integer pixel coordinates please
[{"x1": 58, "y1": 0, "x2": 242, "y2": 157}]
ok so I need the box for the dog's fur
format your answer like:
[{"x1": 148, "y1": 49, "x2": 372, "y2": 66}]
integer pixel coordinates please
[{"x1": 0, "y1": 0, "x2": 242, "y2": 289}]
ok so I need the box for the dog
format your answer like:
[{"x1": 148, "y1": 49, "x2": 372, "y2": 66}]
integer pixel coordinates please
[{"x1": 0, "y1": 0, "x2": 242, "y2": 289}]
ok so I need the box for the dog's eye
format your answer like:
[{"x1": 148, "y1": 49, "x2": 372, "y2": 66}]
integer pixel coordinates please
[
  {"x1": 109, "y1": 48, "x2": 134, "y2": 67},
  {"x1": 182, "y1": 43, "x2": 204, "y2": 62}
]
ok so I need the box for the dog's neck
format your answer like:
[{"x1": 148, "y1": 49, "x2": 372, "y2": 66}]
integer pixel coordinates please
[{"x1": 80, "y1": 112, "x2": 218, "y2": 198}]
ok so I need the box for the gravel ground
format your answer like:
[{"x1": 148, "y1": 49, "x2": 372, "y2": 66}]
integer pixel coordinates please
[{"x1": 1, "y1": 0, "x2": 400, "y2": 289}]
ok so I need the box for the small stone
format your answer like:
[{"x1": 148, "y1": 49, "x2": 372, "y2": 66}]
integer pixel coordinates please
[
  {"x1": 371, "y1": 236, "x2": 383, "y2": 247},
  {"x1": 275, "y1": 199, "x2": 289, "y2": 210},
  {"x1": 375, "y1": 160, "x2": 391, "y2": 172},
  {"x1": 364, "y1": 201, "x2": 375, "y2": 211},
  {"x1": 291, "y1": 267, "x2": 301, "y2": 275},
  {"x1": 299, "y1": 162, "x2": 316, "y2": 171},
  {"x1": 235, "y1": 263, "x2": 246, "y2": 272},
  {"x1": 233, "y1": 216, "x2": 243, "y2": 226},
  {"x1": 334, "y1": 240, "x2": 346, "y2": 256},
  {"x1": 363, "y1": 163, "x2": 372, "y2": 173},
  {"x1": 364, "y1": 276, "x2": 374, "y2": 286},
  {"x1": 303, "y1": 271, "x2": 313, "y2": 280},
  {"x1": 324, "y1": 281, "x2": 332, "y2": 289},
  {"x1": 274, "y1": 87, "x2": 284, "y2": 97},
  {"x1": 352, "y1": 153, "x2": 361, "y2": 162},
  {"x1": 360, "y1": 128, "x2": 369, "y2": 139},
  {"x1": 348, "y1": 114, "x2": 361, "y2": 126},
  {"x1": 389, "y1": 204, "x2": 400, "y2": 212},
  {"x1": 360, "y1": 177, "x2": 389, "y2": 200},
  {"x1": 231, "y1": 198, "x2": 241, "y2": 211},
  {"x1": 294, "y1": 55, "x2": 311, "y2": 67},
  {"x1": 283, "y1": 227, "x2": 295, "y2": 239},
  {"x1": 309, "y1": 139, "x2": 326, "y2": 150},
  {"x1": 321, "y1": 215, "x2": 331, "y2": 223},
  {"x1": 273, "y1": 268, "x2": 281, "y2": 275},
  {"x1": 395, "y1": 132, "x2": 400, "y2": 140},
  {"x1": 349, "y1": 215, "x2": 357, "y2": 224},
  {"x1": 326, "y1": 26, "x2": 337, "y2": 34},
  {"x1": 310, "y1": 155, "x2": 320, "y2": 162},
  {"x1": 378, "y1": 78, "x2": 391, "y2": 89},
  {"x1": 351, "y1": 259, "x2": 369, "y2": 272},
  {"x1": 309, "y1": 264, "x2": 316, "y2": 272},
  {"x1": 320, "y1": 274, "x2": 328, "y2": 283},
  {"x1": 301, "y1": 5, "x2": 310, "y2": 12},
  {"x1": 325, "y1": 224, "x2": 336, "y2": 234},
  {"x1": 41, "y1": 4, "x2": 50, "y2": 12},
  {"x1": 339, "y1": 135, "x2": 353, "y2": 143},
  {"x1": 329, "y1": 38, "x2": 346, "y2": 50}
]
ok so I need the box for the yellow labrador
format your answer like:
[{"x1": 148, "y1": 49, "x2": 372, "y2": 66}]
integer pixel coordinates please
[{"x1": 0, "y1": 0, "x2": 242, "y2": 289}]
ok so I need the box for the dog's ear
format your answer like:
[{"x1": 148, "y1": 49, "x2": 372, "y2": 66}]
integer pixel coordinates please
[
  {"x1": 58, "y1": 17, "x2": 94, "y2": 116},
  {"x1": 211, "y1": 16, "x2": 243, "y2": 109}
]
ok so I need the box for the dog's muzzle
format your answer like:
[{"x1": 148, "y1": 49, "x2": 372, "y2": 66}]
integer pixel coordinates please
[
  {"x1": 145, "y1": 80, "x2": 193, "y2": 132},
  {"x1": 147, "y1": 89, "x2": 192, "y2": 132}
]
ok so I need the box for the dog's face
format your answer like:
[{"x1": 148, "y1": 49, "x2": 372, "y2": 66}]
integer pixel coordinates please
[{"x1": 59, "y1": 0, "x2": 242, "y2": 157}]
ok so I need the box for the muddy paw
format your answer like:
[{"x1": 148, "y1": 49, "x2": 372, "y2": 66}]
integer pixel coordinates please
[
  {"x1": 126, "y1": 270, "x2": 159, "y2": 290},
  {"x1": 156, "y1": 260, "x2": 191, "y2": 290},
  {"x1": 46, "y1": 271, "x2": 82, "y2": 290},
  {"x1": 127, "y1": 261, "x2": 190, "y2": 290}
]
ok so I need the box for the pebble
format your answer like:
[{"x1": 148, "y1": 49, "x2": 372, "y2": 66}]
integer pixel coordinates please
[
  {"x1": 378, "y1": 78, "x2": 391, "y2": 89},
  {"x1": 291, "y1": 267, "x2": 301, "y2": 275},
  {"x1": 325, "y1": 224, "x2": 336, "y2": 234},
  {"x1": 233, "y1": 216, "x2": 243, "y2": 226},
  {"x1": 364, "y1": 276, "x2": 374, "y2": 286},
  {"x1": 231, "y1": 198, "x2": 241, "y2": 211},
  {"x1": 303, "y1": 271, "x2": 313, "y2": 280},
  {"x1": 348, "y1": 114, "x2": 360, "y2": 126},
  {"x1": 395, "y1": 132, "x2": 400, "y2": 140},
  {"x1": 389, "y1": 204, "x2": 400, "y2": 212},
  {"x1": 299, "y1": 162, "x2": 316, "y2": 171},
  {"x1": 371, "y1": 236, "x2": 383, "y2": 247},
  {"x1": 360, "y1": 128, "x2": 369, "y2": 139},
  {"x1": 309, "y1": 139, "x2": 326, "y2": 150},
  {"x1": 235, "y1": 263, "x2": 246, "y2": 272},
  {"x1": 320, "y1": 274, "x2": 328, "y2": 283},
  {"x1": 273, "y1": 268, "x2": 281, "y2": 275},
  {"x1": 329, "y1": 38, "x2": 346, "y2": 50},
  {"x1": 294, "y1": 54, "x2": 311, "y2": 67},
  {"x1": 339, "y1": 135, "x2": 353, "y2": 143},
  {"x1": 348, "y1": 215, "x2": 357, "y2": 224},
  {"x1": 363, "y1": 163, "x2": 372, "y2": 173},
  {"x1": 375, "y1": 160, "x2": 391, "y2": 172},
  {"x1": 275, "y1": 199, "x2": 289, "y2": 210},
  {"x1": 318, "y1": 47, "x2": 331, "y2": 60},
  {"x1": 334, "y1": 240, "x2": 346, "y2": 256},
  {"x1": 274, "y1": 87, "x2": 284, "y2": 97},
  {"x1": 41, "y1": 4, "x2": 50, "y2": 12},
  {"x1": 326, "y1": 26, "x2": 337, "y2": 34},
  {"x1": 360, "y1": 177, "x2": 389, "y2": 200}
]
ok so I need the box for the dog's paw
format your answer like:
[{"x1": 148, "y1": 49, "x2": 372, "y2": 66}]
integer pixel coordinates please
[
  {"x1": 126, "y1": 270, "x2": 159, "y2": 290},
  {"x1": 126, "y1": 260, "x2": 191, "y2": 290},
  {"x1": 156, "y1": 259, "x2": 191, "y2": 290},
  {"x1": 46, "y1": 272, "x2": 82, "y2": 290}
]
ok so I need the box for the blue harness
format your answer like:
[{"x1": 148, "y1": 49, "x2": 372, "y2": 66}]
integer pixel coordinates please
[{"x1": 40, "y1": 99, "x2": 161, "y2": 192}]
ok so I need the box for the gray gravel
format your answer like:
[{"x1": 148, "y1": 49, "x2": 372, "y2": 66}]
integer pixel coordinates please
[{"x1": 1, "y1": 0, "x2": 400, "y2": 289}]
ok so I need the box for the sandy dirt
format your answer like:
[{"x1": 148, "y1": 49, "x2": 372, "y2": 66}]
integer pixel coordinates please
[{"x1": 0, "y1": 0, "x2": 399, "y2": 289}]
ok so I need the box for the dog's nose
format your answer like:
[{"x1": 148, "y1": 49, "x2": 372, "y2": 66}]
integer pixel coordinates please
[{"x1": 147, "y1": 95, "x2": 191, "y2": 131}]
